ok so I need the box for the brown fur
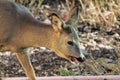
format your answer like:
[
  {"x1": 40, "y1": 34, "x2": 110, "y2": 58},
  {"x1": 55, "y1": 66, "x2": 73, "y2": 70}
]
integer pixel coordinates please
[{"x1": 0, "y1": 0, "x2": 85, "y2": 80}]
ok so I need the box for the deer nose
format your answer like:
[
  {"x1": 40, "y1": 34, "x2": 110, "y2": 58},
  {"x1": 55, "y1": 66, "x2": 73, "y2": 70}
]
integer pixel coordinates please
[
  {"x1": 79, "y1": 53, "x2": 86, "y2": 62},
  {"x1": 77, "y1": 56, "x2": 85, "y2": 62},
  {"x1": 76, "y1": 56, "x2": 85, "y2": 62}
]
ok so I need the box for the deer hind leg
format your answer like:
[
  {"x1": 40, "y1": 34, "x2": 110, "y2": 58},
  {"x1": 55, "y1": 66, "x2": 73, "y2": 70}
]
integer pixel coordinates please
[{"x1": 15, "y1": 49, "x2": 36, "y2": 80}]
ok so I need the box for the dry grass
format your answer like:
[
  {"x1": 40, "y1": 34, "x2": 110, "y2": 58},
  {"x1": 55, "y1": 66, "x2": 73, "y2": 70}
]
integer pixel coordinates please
[
  {"x1": 13, "y1": 0, "x2": 120, "y2": 30},
  {"x1": 63, "y1": 0, "x2": 120, "y2": 30}
]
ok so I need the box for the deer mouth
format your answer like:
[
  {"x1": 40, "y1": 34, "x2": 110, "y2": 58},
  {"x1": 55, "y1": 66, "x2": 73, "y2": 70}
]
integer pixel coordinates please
[{"x1": 70, "y1": 56, "x2": 85, "y2": 64}]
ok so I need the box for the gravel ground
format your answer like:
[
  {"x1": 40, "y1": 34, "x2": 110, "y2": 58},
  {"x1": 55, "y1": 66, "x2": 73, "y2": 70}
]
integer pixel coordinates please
[{"x1": 0, "y1": 48, "x2": 79, "y2": 77}]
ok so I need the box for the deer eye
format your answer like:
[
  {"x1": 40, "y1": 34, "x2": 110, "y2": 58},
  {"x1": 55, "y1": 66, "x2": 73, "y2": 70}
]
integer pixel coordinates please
[{"x1": 67, "y1": 41, "x2": 74, "y2": 46}]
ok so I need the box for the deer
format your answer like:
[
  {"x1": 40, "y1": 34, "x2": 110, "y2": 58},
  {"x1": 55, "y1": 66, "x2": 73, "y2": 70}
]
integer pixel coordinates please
[{"x1": 0, "y1": 0, "x2": 85, "y2": 80}]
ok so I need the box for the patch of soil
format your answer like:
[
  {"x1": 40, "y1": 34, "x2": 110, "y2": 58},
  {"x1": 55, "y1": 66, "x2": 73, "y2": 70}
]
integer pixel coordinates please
[{"x1": 0, "y1": 49, "x2": 81, "y2": 77}]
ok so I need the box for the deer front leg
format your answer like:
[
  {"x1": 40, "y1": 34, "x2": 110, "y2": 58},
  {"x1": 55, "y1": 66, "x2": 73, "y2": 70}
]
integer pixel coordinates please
[{"x1": 15, "y1": 49, "x2": 36, "y2": 80}]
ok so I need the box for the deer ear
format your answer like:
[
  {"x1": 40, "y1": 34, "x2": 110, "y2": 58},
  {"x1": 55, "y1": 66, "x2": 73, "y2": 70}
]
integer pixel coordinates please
[{"x1": 51, "y1": 13, "x2": 63, "y2": 33}]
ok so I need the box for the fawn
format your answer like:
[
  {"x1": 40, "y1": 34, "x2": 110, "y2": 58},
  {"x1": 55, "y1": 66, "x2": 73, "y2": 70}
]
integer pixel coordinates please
[{"x1": 0, "y1": 0, "x2": 85, "y2": 80}]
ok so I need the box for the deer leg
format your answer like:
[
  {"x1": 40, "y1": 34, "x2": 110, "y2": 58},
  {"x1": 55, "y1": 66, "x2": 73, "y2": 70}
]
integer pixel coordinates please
[{"x1": 15, "y1": 49, "x2": 36, "y2": 80}]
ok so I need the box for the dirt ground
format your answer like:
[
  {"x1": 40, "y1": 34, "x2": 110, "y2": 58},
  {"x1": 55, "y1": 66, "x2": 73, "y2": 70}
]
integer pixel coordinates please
[{"x1": 0, "y1": 49, "x2": 72, "y2": 77}]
